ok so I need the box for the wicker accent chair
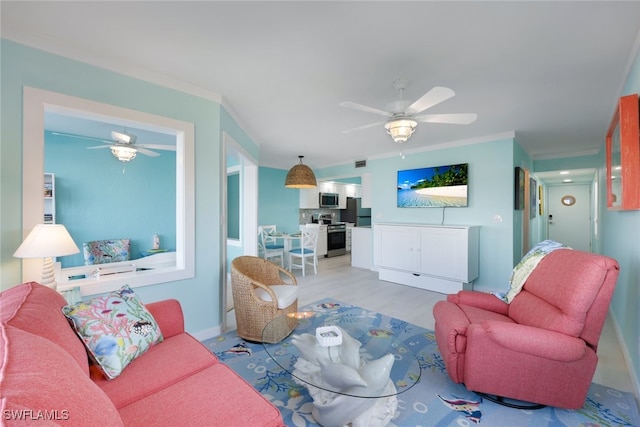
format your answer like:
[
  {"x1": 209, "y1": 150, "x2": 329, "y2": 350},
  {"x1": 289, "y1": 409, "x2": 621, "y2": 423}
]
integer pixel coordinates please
[{"x1": 231, "y1": 256, "x2": 299, "y2": 343}]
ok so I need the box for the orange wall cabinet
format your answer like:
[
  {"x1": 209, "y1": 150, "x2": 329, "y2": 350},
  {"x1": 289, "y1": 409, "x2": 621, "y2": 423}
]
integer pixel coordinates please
[{"x1": 606, "y1": 94, "x2": 640, "y2": 210}]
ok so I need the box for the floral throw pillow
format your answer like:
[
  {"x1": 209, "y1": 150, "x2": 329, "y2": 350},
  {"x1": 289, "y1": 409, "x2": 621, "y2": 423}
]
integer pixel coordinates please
[
  {"x1": 62, "y1": 285, "x2": 163, "y2": 379},
  {"x1": 82, "y1": 239, "x2": 131, "y2": 265}
]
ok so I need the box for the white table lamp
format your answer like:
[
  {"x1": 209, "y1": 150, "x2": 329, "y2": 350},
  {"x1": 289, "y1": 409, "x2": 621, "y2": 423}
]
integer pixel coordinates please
[{"x1": 14, "y1": 224, "x2": 80, "y2": 290}]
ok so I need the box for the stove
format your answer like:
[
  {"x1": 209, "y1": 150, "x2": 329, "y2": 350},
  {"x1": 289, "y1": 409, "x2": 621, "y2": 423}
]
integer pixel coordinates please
[{"x1": 326, "y1": 223, "x2": 347, "y2": 257}]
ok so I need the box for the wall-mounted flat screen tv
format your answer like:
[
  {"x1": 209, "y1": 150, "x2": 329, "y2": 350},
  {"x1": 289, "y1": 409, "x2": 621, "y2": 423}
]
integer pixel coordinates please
[{"x1": 397, "y1": 163, "x2": 468, "y2": 207}]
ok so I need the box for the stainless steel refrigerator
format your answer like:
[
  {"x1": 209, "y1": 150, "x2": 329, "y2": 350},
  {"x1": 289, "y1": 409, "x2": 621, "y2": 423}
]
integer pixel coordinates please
[{"x1": 340, "y1": 197, "x2": 372, "y2": 227}]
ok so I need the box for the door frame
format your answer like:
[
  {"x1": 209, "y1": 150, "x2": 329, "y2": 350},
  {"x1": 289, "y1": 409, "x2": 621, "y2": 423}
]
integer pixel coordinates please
[
  {"x1": 221, "y1": 132, "x2": 258, "y2": 332},
  {"x1": 534, "y1": 168, "x2": 598, "y2": 252},
  {"x1": 546, "y1": 183, "x2": 593, "y2": 252}
]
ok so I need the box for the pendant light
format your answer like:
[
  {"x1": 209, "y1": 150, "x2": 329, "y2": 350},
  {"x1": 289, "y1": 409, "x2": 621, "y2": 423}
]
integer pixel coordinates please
[{"x1": 285, "y1": 155, "x2": 317, "y2": 188}]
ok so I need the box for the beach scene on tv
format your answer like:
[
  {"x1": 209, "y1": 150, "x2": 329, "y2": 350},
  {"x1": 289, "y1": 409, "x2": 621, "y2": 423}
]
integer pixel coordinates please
[{"x1": 397, "y1": 163, "x2": 468, "y2": 207}]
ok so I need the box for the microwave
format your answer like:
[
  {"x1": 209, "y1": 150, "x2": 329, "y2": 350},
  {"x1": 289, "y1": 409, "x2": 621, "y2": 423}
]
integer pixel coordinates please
[{"x1": 319, "y1": 192, "x2": 339, "y2": 208}]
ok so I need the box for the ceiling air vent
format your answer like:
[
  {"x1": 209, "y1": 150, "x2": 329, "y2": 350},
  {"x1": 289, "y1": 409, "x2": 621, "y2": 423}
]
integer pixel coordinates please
[{"x1": 355, "y1": 160, "x2": 367, "y2": 168}]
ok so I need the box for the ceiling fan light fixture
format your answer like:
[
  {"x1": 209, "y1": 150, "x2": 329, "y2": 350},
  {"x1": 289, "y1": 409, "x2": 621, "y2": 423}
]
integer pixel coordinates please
[
  {"x1": 111, "y1": 145, "x2": 138, "y2": 162},
  {"x1": 285, "y1": 155, "x2": 317, "y2": 188},
  {"x1": 385, "y1": 118, "x2": 418, "y2": 143}
]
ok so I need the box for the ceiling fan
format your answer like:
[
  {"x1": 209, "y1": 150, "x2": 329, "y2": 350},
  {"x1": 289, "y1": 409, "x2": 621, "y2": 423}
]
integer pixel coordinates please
[
  {"x1": 51, "y1": 130, "x2": 176, "y2": 162},
  {"x1": 340, "y1": 79, "x2": 478, "y2": 143}
]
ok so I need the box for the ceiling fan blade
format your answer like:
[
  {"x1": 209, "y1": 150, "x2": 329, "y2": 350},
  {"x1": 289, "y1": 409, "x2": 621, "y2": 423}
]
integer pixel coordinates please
[
  {"x1": 342, "y1": 121, "x2": 386, "y2": 134},
  {"x1": 51, "y1": 131, "x2": 111, "y2": 144},
  {"x1": 339, "y1": 101, "x2": 392, "y2": 117},
  {"x1": 136, "y1": 143, "x2": 177, "y2": 151},
  {"x1": 136, "y1": 147, "x2": 161, "y2": 157},
  {"x1": 86, "y1": 145, "x2": 111, "y2": 150},
  {"x1": 414, "y1": 113, "x2": 478, "y2": 125},
  {"x1": 406, "y1": 86, "x2": 456, "y2": 114}
]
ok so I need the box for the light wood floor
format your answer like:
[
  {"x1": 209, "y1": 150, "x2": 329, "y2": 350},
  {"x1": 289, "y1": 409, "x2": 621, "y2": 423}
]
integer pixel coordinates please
[{"x1": 226, "y1": 254, "x2": 636, "y2": 396}]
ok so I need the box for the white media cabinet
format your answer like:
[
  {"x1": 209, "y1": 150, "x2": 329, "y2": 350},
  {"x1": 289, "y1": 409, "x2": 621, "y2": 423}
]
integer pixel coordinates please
[{"x1": 373, "y1": 223, "x2": 479, "y2": 294}]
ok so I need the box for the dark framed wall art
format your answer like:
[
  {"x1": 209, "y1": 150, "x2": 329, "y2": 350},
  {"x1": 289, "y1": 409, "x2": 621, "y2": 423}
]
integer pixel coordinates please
[
  {"x1": 514, "y1": 167, "x2": 525, "y2": 210},
  {"x1": 529, "y1": 178, "x2": 537, "y2": 218}
]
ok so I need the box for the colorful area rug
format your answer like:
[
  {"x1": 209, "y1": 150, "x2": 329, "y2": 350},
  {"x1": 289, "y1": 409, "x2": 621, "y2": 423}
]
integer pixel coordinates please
[{"x1": 203, "y1": 299, "x2": 640, "y2": 427}]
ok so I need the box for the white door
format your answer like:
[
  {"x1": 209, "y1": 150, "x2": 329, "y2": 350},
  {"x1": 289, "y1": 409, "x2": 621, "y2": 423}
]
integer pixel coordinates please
[{"x1": 547, "y1": 184, "x2": 591, "y2": 251}]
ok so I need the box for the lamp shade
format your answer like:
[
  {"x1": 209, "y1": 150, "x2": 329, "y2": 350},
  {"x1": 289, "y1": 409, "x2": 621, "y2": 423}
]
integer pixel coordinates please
[
  {"x1": 14, "y1": 224, "x2": 80, "y2": 258},
  {"x1": 285, "y1": 156, "x2": 317, "y2": 188}
]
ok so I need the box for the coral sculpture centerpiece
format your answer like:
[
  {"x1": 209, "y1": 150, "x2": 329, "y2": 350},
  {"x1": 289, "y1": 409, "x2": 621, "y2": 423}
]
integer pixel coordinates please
[{"x1": 290, "y1": 326, "x2": 397, "y2": 427}]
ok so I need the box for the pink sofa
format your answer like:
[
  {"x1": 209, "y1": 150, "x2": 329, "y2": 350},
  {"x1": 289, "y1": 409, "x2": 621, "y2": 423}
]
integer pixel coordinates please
[
  {"x1": 433, "y1": 249, "x2": 619, "y2": 409},
  {"x1": 1, "y1": 282, "x2": 285, "y2": 426}
]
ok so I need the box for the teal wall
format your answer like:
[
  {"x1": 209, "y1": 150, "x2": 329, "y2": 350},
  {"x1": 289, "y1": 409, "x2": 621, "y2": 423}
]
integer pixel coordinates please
[
  {"x1": 258, "y1": 167, "x2": 301, "y2": 234},
  {"x1": 315, "y1": 163, "x2": 363, "y2": 180},
  {"x1": 227, "y1": 245, "x2": 243, "y2": 267},
  {"x1": 3, "y1": 37, "x2": 638, "y2": 393},
  {"x1": 1, "y1": 39, "x2": 237, "y2": 335},
  {"x1": 220, "y1": 107, "x2": 261, "y2": 275},
  {"x1": 534, "y1": 153, "x2": 600, "y2": 172},
  {"x1": 531, "y1": 47, "x2": 640, "y2": 395},
  {"x1": 45, "y1": 132, "x2": 176, "y2": 267},
  {"x1": 513, "y1": 138, "x2": 534, "y2": 264},
  {"x1": 334, "y1": 177, "x2": 361, "y2": 184},
  {"x1": 220, "y1": 108, "x2": 260, "y2": 162},
  {"x1": 307, "y1": 137, "x2": 517, "y2": 292},
  {"x1": 227, "y1": 172, "x2": 240, "y2": 240},
  {"x1": 601, "y1": 46, "x2": 640, "y2": 395}
]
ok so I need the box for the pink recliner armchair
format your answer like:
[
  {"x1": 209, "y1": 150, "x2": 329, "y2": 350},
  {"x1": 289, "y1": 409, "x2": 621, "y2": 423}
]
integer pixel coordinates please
[{"x1": 433, "y1": 249, "x2": 619, "y2": 409}]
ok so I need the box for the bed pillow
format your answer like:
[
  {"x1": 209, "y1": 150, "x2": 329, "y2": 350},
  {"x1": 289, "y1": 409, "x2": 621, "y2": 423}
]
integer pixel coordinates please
[{"x1": 62, "y1": 285, "x2": 163, "y2": 379}]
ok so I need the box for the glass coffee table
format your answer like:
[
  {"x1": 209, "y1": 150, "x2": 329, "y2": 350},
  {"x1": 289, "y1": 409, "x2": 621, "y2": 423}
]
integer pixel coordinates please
[{"x1": 262, "y1": 309, "x2": 421, "y2": 427}]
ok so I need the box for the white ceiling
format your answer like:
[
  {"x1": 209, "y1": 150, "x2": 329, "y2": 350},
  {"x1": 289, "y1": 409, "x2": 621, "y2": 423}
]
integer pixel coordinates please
[
  {"x1": 3, "y1": 1, "x2": 640, "y2": 170},
  {"x1": 535, "y1": 168, "x2": 596, "y2": 185}
]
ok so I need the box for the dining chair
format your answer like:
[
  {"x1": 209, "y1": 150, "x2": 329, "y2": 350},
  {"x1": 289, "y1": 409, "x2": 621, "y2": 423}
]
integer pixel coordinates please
[
  {"x1": 288, "y1": 224, "x2": 319, "y2": 277},
  {"x1": 258, "y1": 226, "x2": 284, "y2": 267}
]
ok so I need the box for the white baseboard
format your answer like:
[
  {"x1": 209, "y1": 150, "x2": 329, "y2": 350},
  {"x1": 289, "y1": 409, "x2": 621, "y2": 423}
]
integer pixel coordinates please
[
  {"x1": 609, "y1": 308, "x2": 640, "y2": 400},
  {"x1": 191, "y1": 325, "x2": 222, "y2": 342}
]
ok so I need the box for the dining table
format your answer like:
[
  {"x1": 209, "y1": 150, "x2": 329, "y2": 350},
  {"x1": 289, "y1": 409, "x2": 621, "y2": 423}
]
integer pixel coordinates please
[{"x1": 271, "y1": 232, "x2": 301, "y2": 269}]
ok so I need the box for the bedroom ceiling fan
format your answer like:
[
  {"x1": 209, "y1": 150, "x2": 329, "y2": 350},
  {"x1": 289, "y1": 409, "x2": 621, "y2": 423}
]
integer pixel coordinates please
[
  {"x1": 340, "y1": 79, "x2": 478, "y2": 143},
  {"x1": 51, "y1": 129, "x2": 176, "y2": 162}
]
